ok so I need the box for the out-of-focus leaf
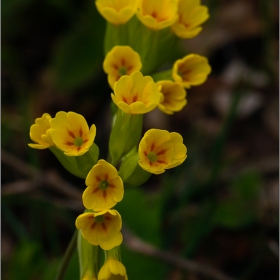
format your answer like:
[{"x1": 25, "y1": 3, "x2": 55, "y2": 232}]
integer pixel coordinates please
[
  {"x1": 51, "y1": 2, "x2": 105, "y2": 91},
  {"x1": 213, "y1": 171, "x2": 262, "y2": 229},
  {"x1": 122, "y1": 246, "x2": 170, "y2": 280},
  {"x1": 115, "y1": 187, "x2": 163, "y2": 247}
]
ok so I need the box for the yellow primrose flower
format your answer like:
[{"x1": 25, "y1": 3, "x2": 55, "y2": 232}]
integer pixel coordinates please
[
  {"x1": 28, "y1": 113, "x2": 55, "y2": 149},
  {"x1": 171, "y1": 0, "x2": 209, "y2": 39},
  {"x1": 82, "y1": 160, "x2": 124, "y2": 211},
  {"x1": 95, "y1": 0, "x2": 138, "y2": 25},
  {"x1": 98, "y1": 257, "x2": 128, "y2": 280},
  {"x1": 157, "y1": 80, "x2": 187, "y2": 115},
  {"x1": 172, "y1": 54, "x2": 211, "y2": 89},
  {"x1": 138, "y1": 129, "x2": 187, "y2": 174},
  {"x1": 81, "y1": 270, "x2": 97, "y2": 280},
  {"x1": 76, "y1": 210, "x2": 123, "y2": 250},
  {"x1": 111, "y1": 71, "x2": 161, "y2": 114},
  {"x1": 50, "y1": 111, "x2": 96, "y2": 156},
  {"x1": 103, "y1": 46, "x2": 142, "y2": 89},
  {"x1": 137, "y1": 0, "x2": 178, "y2": 30}
]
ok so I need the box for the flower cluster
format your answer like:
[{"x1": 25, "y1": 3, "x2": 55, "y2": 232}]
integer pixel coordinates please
[{"x1": 29, "y1": 0, "x2": 211, "y2": 279}]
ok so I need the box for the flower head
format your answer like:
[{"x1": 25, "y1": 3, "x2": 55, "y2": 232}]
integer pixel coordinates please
[
  {"x1": 171, "y1": 0, "x2": 209, "y2": 39},
  {"x1": 50, "y1": 111, "x2": 96, "y2": 156},
  {"x1": 98, "y1": 257, "x2": 128, "y2": 280},
  {"x1": 157, "y1": 81, "x2": 187, "y2": 114},
  {"x1": 138, "y1": 129, "x2": 187, "y2": 174},
  {"x1": 95, "y1": 0, "x2": 138, "y2": 25},
  {"x1": 76, "y1": 210, "x2": 123, "y2": 250},
  {"x1": 172, "y1": 54, "x2": 211, "y2": 89},
  {"x1": 28, "y1": 113, "x2": 55, "y2": 149},
  {"x1": 83, "y1": 160, "x2": 124, "y2": 211},
  {"x1": 137, "y1": 0, "x2": 178, "y2": 30},
  {"x1": 81, "y1": 270, "x2": 97, "y2": 280},
  {"x1": 111, "y1": 71, "x2": 161, "y2": 114},
  {"x1": 103, "y1": 46, "x2": 142, "y2": 89}
]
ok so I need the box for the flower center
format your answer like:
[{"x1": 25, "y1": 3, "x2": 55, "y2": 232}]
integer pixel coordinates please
[
  {"x1": 118, "y1": 67, "x2": 127, "y2": 76},
  {"x1": 73, "y1": 137, "x2": 84, "y2": 147},
  {"x1": 148, "y1": 152, "x2": 157, "y2": 162},
  {"x1": 99, "y1": 180, "x2": 109, "y2": 190},
  {"x1": 94, "y1": 215, "x2": 104, "y2": 224}
]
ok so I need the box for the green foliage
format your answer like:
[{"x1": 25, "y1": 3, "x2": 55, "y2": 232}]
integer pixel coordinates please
[{"x1": 213, "y1": 171, "x2": 262, "y2": 228}]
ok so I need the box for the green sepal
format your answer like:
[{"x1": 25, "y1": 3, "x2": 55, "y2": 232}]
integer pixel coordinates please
[
  {"x1": 75, "y1": 143, "x2": 99, "y2": 175},
  {"x1": 109, "y1": 109, "x2": 143, "y2": 166},
  {"x1": 50, "y1": 146, "x2": 86, "y2": 179},
  {"x1": 50, "y1": 144, "x2": 99, "y2": 179},
  {"x1": 151, "y1": 69, "x2": 173, "y2": 82},
  {"x1": 119, "y1": 152, "x2": 151, "y2": 187},
  {"x1": 104, "y1": 16, "x2": 179, "y2": 75},
  {"x1": 77, "y1": 229, "x2": 98, "y2": 279}
]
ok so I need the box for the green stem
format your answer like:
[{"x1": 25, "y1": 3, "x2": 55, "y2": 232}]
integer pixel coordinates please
[{"x1": 55, "y1": 230, "x2": 78, "y2": 280}]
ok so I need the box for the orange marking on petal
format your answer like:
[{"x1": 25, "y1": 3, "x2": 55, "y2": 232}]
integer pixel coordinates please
[
  {"x1": 91, "y1": 222, "x2": 96, "y2": 229},
  {"x1": 109, "y1": 184, "x2": 115, "y2": 188},
  {"x1": 127, "y1": 65, "x2": 133, "y2": 71},
  {"x1": 157, "y1": 160, "x2": 166, "y2": 164},
  {"x1": 157, "y1": 149, "x2": 166, "y2": 155},
  {"x1": 104, "y1": 174, "x2": 109, "y2": 180},
  {"x1": 132, "y1": 95, "x2": 137, "y2": 102},
  {"x1": 79, "y1": 128, "x2": 83, "y2": 137},
  {"x1": 151, "y1": 143, "x2": 155, "y2": 151},
  {"x1": 144, "y1": 151, "x2": 148, "y2": 156},
  {"x1": 112, "y1": 64, "x2": 119, "y2": 70},
  {"x1": 68, "y1": 130, "x2": 75, "y2": 138},
  {"x1": 65, "y1": 141, "x2": 73, "y2": 146},
  {"x1": 77, "y1": 146, "x2": 81, "y2": 151},
  {"x1": 83, "y1": 139, "x2": 88, "y2": 143},
  {"x1": 103, "y1": 191, "x2": 107, "y2": 199},
  {"x1": 102, "y1": 223, "x2": 107, "y2": 231},
  {"x1": 105, "y1": 216, "x2": 112, "y2": 220},
  {"x1": 121, "y1": 58, "x2": 125, "y2": 66},
  {"x1": 92, "y1": 187, "x2": 99, "y2": 193},
  {"x1": 96, "y1": 176, "x2": 101, "y2": 182},
  {"x1": 122, "y1": 97, "x2": 128, "y2": 103}
]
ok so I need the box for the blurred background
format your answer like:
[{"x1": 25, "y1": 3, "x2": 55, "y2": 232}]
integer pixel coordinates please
[{"x1": 2, "y1": 0, "x2": 279, "y2": 279}]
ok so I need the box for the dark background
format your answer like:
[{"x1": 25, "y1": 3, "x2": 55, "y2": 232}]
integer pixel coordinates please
[{"x1": 2, "y1": 0, "x2": 279, "y2": 279}]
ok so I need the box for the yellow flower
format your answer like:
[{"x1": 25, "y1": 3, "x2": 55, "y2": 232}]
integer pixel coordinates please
[
  {"x1": 103, "y1": 46, "x2": 142, "y2": 89},
  {"x1": 137, "y1": 0, "x2": 178, "y2": 30},
  {"x1": 138, "y1": 129, "x2": 187, "y2": 174},
  {"x1": 76, "y1": 210, "x2": 123, "y2": 250},
  {"x1": 28, "y1": 113, "x2": 55, "y2": 149},
  {"x1": 172, "y1": 54, "x2": 211, "y2": 89},
  {"x1": 82, "y1": 160, "x2": 124, "y2": 211},
  {"x1": 157, "y1": 80, "x2": 187, "y2": 114},
  {"x1": 171, "y1": 0, "x2": 209, "y2": 39},
  {"x1": 98, "y1": 257, "x2": 128, "y2": 280},
  {"x1": 111, "y1": 71, "x2": 161, "y2": 114},
  {"x1": 95, "y1": 0, "x2": 138, "y2": 25},
  {"x1": 81, "y1": 270, "x2": 97, "y2": 280},
  {"x1": 50, "y1": 111, "x2": 96, "y2": 156}
]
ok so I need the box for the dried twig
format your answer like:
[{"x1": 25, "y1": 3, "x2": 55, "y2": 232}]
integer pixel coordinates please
[{"x1": 123, "y1": 226, "x2": 237, "y2": 280}]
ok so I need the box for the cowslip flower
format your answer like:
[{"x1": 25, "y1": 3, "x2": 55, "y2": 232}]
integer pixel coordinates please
[
  {"x1": 103, "y1": 46, "x2": 142, "y2": 89},
  {"x1": 81, "y1": 270, "x2": 97, "y2": 280},
  {"x1": 172, "y1": 54, "x2": 211, "y2": 89},
  {"x1": 111, "y1": 71, "x2": 161, "y2": 114},
  {"x1": 95, "y1": 0, "x2": 138, "y2": 25},
  {"x1": 82, "y1": 160, "x2": 124, "y2": 211},
  {"x1": 138, "y1": 129, "x2": 187, "y2": 174},
  {"x1": 157, "y1": 80, "x2": 187, "y2": 114},
  {"x1": 137, "y1": 0, "x2": 178, "y2": 30},
  {"x1": 171, "y1": 0, "x2": 209, "y2": 39},
  {"x1": 98, "y1": 257, "x2": 128, "y2": 280},
  {"x1": 28, "y1": 113, "x2": 55, "y2": 149},
  {"x1": 50, "y1": 111, "x2": 96, "y2": 156},
  {"x1": 76, "y1": 210, "x2": 123, "y2": 250}
]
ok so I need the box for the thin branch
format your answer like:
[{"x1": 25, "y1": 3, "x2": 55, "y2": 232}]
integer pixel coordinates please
[
  {"x1": 1, "y1": 149, "x2": 82, "y2": 200},
  {"x1": 122, "y1": 226, "x2": 237, "y2": 280}
]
